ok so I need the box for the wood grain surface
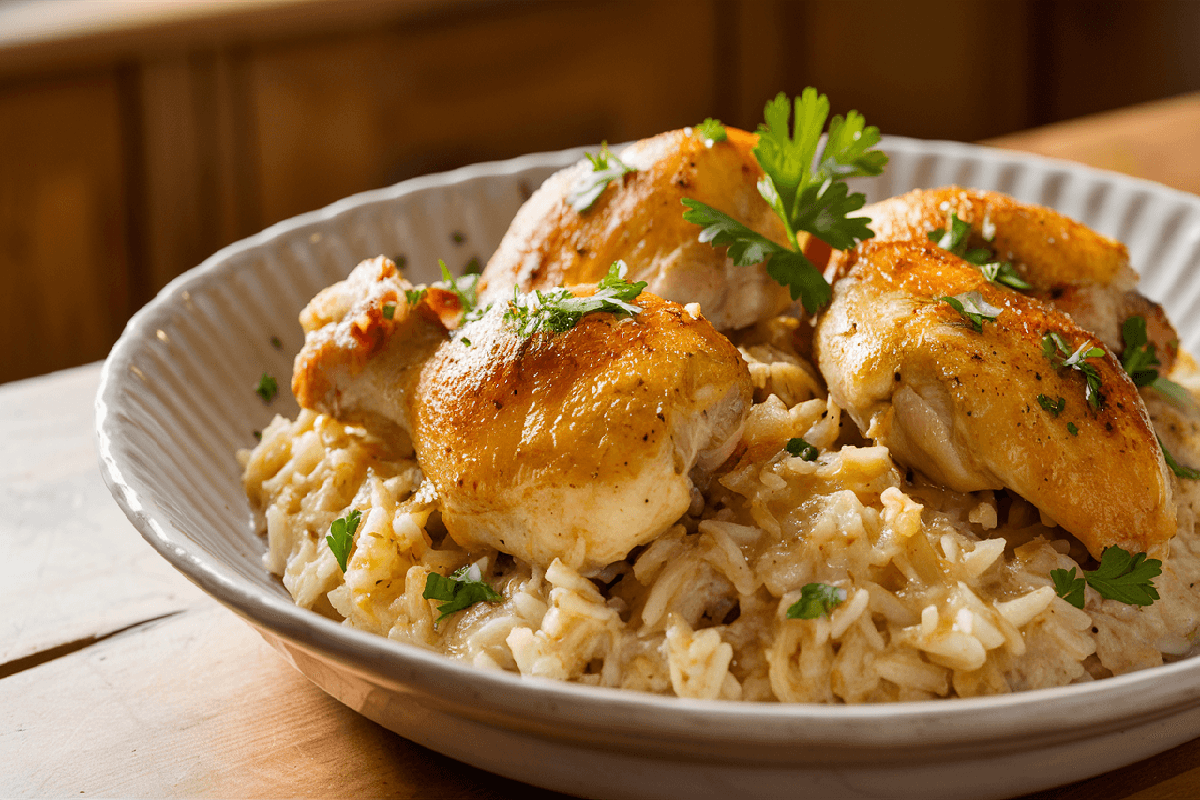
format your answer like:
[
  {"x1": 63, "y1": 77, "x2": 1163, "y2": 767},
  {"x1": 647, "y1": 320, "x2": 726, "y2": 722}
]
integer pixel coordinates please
[{"x1": 6, "y1": 96, "x2": 1200, "y2": 798}]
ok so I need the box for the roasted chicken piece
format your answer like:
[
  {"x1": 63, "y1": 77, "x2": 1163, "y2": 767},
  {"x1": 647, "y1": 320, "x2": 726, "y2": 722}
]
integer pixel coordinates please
[
  {"x1": 293, "y1": 256, "x2": 753, "y2": 571},
  {"x1": 292, "y1": 255, "x2": 456, "y2": 436},
  {"x1": 856, "y1": 187, "x2": 1178, "y2": 368},
  {"x1": 815, "y1": 239, "x2": 1175, "y2": 560},
  {"x1": 412, "y1": 291, "x2": 751, "y2": 571},
  {"x1": 478, "y1": 127, "x2": 795, "y2": 331}
]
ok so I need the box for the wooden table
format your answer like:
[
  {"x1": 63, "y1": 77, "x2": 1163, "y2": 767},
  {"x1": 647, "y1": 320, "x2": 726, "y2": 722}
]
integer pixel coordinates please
[{"x1": 5, "y1": 95, "x2": 1200, "y2": 799}]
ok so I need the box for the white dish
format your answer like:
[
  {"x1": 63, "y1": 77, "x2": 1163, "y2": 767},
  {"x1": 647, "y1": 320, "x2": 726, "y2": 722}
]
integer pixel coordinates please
[{"x1": 97, "y1": 137, "x2": 1200, "y2": 800}]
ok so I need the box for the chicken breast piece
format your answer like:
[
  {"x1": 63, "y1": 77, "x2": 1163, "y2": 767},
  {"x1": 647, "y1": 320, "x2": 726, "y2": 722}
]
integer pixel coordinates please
[
  {"x1": 856, "y1": 187, "x2": 1178, "y2": 367},
  {"x1": 816, "y1": 239, "x2": 1175, "y2": 560},
  {"x1": 292, "y1": 255, "x2": 457, "y2": 435},
  {"x1": 478, "y1": 127, "x2": 794, "y2": 331},
  {"x1": 411, "y1": 291, "x2": 752, "y2": 571}
]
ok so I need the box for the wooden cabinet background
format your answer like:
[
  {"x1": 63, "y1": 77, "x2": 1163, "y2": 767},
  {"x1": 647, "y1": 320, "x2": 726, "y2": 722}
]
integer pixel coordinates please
[{"x1": 2, "y1": 0, "x2": 1199, "y2": 383}]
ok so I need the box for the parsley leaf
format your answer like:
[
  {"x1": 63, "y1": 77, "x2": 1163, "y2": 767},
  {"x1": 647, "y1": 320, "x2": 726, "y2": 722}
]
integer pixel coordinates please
[
  {"x1": 568, "y1": 142, "x2": 636, "y2": 212},
  {"x1": 504, "y1": 260, "x2": 647, "y2": 338},
  {"x1": 928, "y1": 212, "x2": 1030, "y2": 289},
  {"x1": 786, "y1": 583, "x2": 847, "y2": 619},
  {"x1": 1121, "y1": 315, "x2": 1189, "y2": 403},
  {"x1": 785, "y1": 437, "x2": 819, "y2": 461},
  {"x1": 326, "y1": 509, "x2": 361, "y2": 572},
  {"x1": 979, "y1": 261, "x2": 1032, "y2": 290},
  {"x1": 382, "y1": 303, "x2": 396, "y2": 320},
  {"x1": 423, "y1": 563, "x2": 503, "y2": 623},
  {"x1": 1051, "y1": 567, "x2": 1086, "y2": 609},
  {"x1": 1067, "y1": 421, "x2": 1079, "y2": 436},
  {"x1": 941, "y1": 291, "x2": 1002, "y2": 333},
  {"x1": 255, "y1": 372, "x2": 278, "y2": 403},
  {"x1": 1160, "y1": 437, "x2": 1200, "y2": 480},
  {"x1": 404, "y1": 287, "x2": 426, "y2": 306},
  {"x1": 1052, "y1": 546, "x2": 1163, "y2": 609},
  {"x1": 270, "y1": 335, "x2": 283, "y2": 349},
  {"x1": 1037, "y1": 394, "x2": 1065, "y2": 417},
  {"x1": 682, "y1": 89, "x2": 886, "y2": 313},
  {"x1": 1042, "y1": 333, "x2": 1105, "y2": 410},
  {"x1": 695, "y1": 118, "x2": 727, "y2": 146},
  {"x1": 1085, "y1": 546, "x2": 1162, "y2": 607}
]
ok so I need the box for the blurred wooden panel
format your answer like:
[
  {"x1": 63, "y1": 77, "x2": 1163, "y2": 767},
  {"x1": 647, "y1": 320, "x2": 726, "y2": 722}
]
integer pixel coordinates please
[
  {"x1": 139, "y1": 50, "x2": 260, "y2": 295},
  {"x1": 782, "y1": 0, "x2": 1032, "y2": 141},
  {"x1": 244, "y1": 0, "x2": 720, "y2": 228},
  {"x1": 0, "y1": 72, "x2": 130, "y2": 383}
]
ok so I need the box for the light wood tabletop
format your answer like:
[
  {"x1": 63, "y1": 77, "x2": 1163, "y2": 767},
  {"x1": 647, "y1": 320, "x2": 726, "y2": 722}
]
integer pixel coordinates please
[{"x1": 4, "y1": 94, "x2": 1200, "y2": 799}]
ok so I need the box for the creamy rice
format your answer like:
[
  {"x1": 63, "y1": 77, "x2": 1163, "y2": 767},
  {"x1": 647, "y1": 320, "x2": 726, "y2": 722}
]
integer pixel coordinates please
[{"x1": 240, "y1": 320, "x2": 1200, "y2": 702}]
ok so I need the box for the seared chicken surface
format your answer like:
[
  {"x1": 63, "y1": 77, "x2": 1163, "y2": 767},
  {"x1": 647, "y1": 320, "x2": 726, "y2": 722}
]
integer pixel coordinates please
[
  {"x1": 478, "y1": 127, "x2": 796, "y2": 331},
  {"x1": 292, "y1": 256, "x2": 752, "y2": 572},
  {"x1": 857, "y1": 187, "x2": 1178, "y2": 367},
  {"x1": 816, "y1": 238, "x2": 1175, "y2": 560},
  {"x1": 412, "y1": 291, "x2": 751, "y2": 571}
]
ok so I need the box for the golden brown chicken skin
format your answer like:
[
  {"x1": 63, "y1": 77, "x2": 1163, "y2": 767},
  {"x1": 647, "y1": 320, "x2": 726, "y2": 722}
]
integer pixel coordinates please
[
  {"x1": 478, "y1": 127, "x2": 794, "y2": 331},
  {"x1": 856, "y1": 187, "x2": 1178, "y2": 368},
  {"x1": 816, "y1": 239, "x2": 1175, "y2": 561},
  {"x1": 411, "y1": 291, "x2": 752, "y2": 571}
]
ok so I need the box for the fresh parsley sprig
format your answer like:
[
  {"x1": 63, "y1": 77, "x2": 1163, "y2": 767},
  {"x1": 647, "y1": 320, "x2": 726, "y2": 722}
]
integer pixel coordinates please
[
  {"x1": 928, "y1": 211, "x2": 1030, "y2": 290},
  {"x1": 1051, "y1": 546, "x2": 1162, "y2": 609},
  {"x1": 941, "y1": 291, "x2": 1002, "y2": 333},
  {"x1": 786, "y1": 582, "x2": 847, "y2": 620},
  {"x1": 1042, "y1": 332, "x2": 1105, "y2": 410},
  {"x1": 568, "y1": 142, "x2": 636, "y2": 213},
  {"x1": 682, "y1": 89, "x2": 887, "y2": 313},
  {"x1": 326, "y1": 509, "x2": 362, "y2": 572},
  {"x1": 423, "y1": 563, "x2": 503, "y2": 624},
  {"x1": 1121, "y1": 316, "x2": 1189, "y2": 405},
  {"x1": 695, "y1": 118, "x2": 727, "y2": 147},
  {"x1": 503, "y1": 260, "x2": 646, "y2": 338}
]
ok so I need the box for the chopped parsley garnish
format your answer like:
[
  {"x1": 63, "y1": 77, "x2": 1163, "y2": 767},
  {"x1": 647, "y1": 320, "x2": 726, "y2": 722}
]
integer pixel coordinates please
[
  {"x1": 786, "y1": 582, "x2": 847, "y2": 619},
  {"x1": 1160, "y1": 437, "x2": 1200, "y2": 480},
  {"x1": 979, "y1": 260, "x2": 1032, "y2": 290},
  {"x1": 1121, "y1": 316, "x2": 1189, "y2": 404},
  {"x1": 1042, "y1": 332, "x2": 1105, "y2": 410},
  {"x1": 695, "y1": 118, "x2": 727, "y2": 147},
  {"x1": 270, "y1": 335, "x2": 282, "y2": 349},
  {"x1": 382, "y1": 303, "x2": 396, "y2": 320},
  {"x1": 254, "y1": 372, "x2": 278, "y2": 403},
  {"x1": 927, "y1": 211, "x2": 1030, "y2": 290},
  {"x1": 461, "y1": 337, "x2": 472, "y2": 347},
  {"x1": 252, "y1": 429, "x2": 261, "y2": 441},
  {"x1": 682, "y1": 89, "x2": 887, "y2": 314},
  {"x1": 1067, "y1": 421, "x2": 1079, "y2": 436},
  {"x1": 503, "y1": 260, "x2": 646, "y2": 338},
  {"x1": 941, "y1": 291, "x2": 1002, "y2": 332},
  {"x1": 435, "y1": 259, "x2": 488, "y2": 323},
  {"x1": 326, "y1": 509, "x2": 361, "y2": 572},
  {"x1": 423, "y1": 563, "x2": 503, "y2": 623},
  {"x1": 785, "y1": 437, "x2": 819, "y2": 461},
  {"x1": 1037, "y1": 394, "x2": 1065, "y2": 417},
  {"x1": 404, "y1": 288, "x2": 427, "y2": 306},
  {"x1": 464, "y1": 257, "x2": 482, "y2": 275},
  {"x1": 569, "y1": 142, "x2": 636, "y2": 212},
  {"x1": 1051, "y1": 545, "x2": 1162, "y2": 609}
]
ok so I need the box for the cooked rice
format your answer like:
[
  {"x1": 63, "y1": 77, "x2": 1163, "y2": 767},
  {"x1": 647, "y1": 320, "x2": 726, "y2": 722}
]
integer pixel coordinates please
[{"x1": 239, "y1": 322, "x2": 1200, "y2": 702}]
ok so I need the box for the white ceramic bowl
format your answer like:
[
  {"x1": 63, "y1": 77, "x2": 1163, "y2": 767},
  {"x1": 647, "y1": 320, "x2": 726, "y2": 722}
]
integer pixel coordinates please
[{"x1": 97, "y1": 137, "x2": 1200, "y2": 800}]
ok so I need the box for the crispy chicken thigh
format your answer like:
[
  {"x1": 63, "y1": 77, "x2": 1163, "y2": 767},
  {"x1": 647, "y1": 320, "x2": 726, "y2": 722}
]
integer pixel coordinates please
[
  {"x1": 857, "y1": 187, "x2": 1178, "y2": 367},
  {"x1": 478, "y1": 127, "x2": 794, "y2": 331},
  {"x1": 292, "y1": 256, "x2": 752, "y2": 572},
  {"x1": 816, "y1": 239, "x2": 1175, "y2": 560},
  {"x1": 412, "y1": 292, "x2": 752, "y2": 571}
]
